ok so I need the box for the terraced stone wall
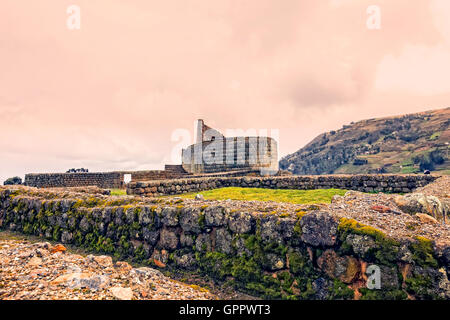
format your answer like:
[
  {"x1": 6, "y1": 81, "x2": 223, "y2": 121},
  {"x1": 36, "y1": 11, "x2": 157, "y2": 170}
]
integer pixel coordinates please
[
  {"x1": 1, "y1": 187, "x2": 448, "y2": 300},
  {"x1": 127, "y1": 174, "x2": 439, "y2": 197}
]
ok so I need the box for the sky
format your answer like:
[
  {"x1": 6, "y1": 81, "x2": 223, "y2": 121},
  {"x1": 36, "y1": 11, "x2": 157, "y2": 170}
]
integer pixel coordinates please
[{"x1": 1, "y1": 0, "x2": 450, "y2": 183}]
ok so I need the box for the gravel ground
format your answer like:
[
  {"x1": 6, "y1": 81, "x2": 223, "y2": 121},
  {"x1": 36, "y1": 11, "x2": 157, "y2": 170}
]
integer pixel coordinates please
[
  {"x1": 329, "y1": 191, "x2": 450, "y2": 243},
  {"x1": 0, "y1": 237, "x2": 216, "y2": 300},
  {"x1": 328, "y1": 176, "x2": 450, "y2": 245},
  {"x1": 414, "y1": 176, "x2": 450, "y2": 198}
]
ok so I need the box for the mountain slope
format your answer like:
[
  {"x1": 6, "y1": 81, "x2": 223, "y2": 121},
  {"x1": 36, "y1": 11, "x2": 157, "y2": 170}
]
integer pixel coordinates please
[{"x1": 280, "y1": 108, "x2": 450, "y2": 175}]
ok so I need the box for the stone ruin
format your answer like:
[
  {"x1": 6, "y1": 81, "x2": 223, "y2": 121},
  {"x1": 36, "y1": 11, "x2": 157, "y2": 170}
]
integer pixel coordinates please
[
  {"x1": 181, "y1": 119, "x2": 279, "y2": 175},
  {"x1": 24, "y1": 120, "x2": 279, "y2": 189}
]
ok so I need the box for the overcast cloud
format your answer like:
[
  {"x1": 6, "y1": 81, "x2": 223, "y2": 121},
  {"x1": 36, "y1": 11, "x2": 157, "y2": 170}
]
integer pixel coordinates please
[{"x1": 1, "y1": 0, "x2": 450, "y2": 182}]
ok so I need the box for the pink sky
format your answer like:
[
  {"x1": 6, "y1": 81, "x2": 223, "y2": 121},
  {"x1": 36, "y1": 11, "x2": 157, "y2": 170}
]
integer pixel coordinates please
[{"x1": 1, "y1": 0, "x2": 450, "y2": 182}]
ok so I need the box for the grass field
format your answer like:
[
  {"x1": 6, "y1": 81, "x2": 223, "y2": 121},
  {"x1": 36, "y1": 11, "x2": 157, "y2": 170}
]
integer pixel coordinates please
[
  {"x1": 109, "y1": 189, "x2": 127, "y2": 196},
  {"x1": 178, "y1": 187, "x2": 348, "y2": 204}
]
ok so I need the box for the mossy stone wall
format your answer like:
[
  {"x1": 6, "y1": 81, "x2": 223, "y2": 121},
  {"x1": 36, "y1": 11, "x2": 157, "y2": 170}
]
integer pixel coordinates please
[{"x1": 0, "y1": 188, "x2": 448, "y2": 300}]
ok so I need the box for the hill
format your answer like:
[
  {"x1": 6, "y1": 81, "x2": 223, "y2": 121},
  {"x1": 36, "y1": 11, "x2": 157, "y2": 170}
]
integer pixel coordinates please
[{"x1": 279, "y1": 108, "x2": 450, "y2": 175}]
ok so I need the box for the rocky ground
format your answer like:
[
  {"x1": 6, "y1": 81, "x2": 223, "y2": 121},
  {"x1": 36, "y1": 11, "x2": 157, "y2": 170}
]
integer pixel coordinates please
[
  {"x1": 329, "y1": 191, "x2": 450, "y2": 243},
  {"x1": 330, "y1": 176, "x2": 450, "y2": 244},
  {"x1": 414, "y1": 176, "x2": 450, "y2": 198},
  {"x1": 0, "y1": 235, "x2": 217, "y2": 300}
]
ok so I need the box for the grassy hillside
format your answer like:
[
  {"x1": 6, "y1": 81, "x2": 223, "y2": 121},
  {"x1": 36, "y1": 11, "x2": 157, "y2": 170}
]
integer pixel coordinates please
[{"x1": 280, "y1": 108, "x2": 450, "y2": 175}]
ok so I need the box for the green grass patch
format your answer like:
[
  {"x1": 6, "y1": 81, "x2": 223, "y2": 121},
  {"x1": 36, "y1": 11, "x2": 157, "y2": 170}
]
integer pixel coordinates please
[
  {"x1": 109, "y1": 189, "x2": 127, "y2": 196},
  {"x1": 401, "y1": 166, "x2": 419, "y2": 174},
  {"x1": 428, "y1": 132, "x2": 441, "y2": 141},
  {"x1": 177, "y1": 187, "x2": 348, "y2": 204}
]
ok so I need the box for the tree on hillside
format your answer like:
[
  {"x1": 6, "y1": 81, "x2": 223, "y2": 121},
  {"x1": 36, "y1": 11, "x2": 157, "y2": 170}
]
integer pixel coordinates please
[{"x1": 3, "y1": 177, "x2": 22, "y2": 185}]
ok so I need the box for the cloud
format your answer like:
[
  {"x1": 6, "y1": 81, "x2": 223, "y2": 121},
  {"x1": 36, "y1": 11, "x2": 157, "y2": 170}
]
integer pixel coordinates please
[
  {"x1": 375, "y1": 44, "x2": 450, "y2": 95},
  {"x1": 0, "y1": 0, "x2": 448, "y2": 182},
  {"x1": 374, "y1": 0, "x2": 450, "y2": 95}
]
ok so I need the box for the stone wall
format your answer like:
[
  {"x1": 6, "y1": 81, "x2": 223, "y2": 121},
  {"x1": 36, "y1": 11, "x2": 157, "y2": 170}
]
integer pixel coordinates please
[
  {"x1": 164, "y1": 165, "x2": 187, "y2": 174},
  {"x1": 1, "y1": 187, "x2": 448, "y2": 300},
  {"x1": 126, "y1": 170, "x2": 185, "y2": 182},
  {"x1": 24, "y1": 168, "x2": 268, "y2": 189},
  {"x1": 127, "y1": 174, "x2": 439, "y2": 197},
  {"x1": 24, "y1": 171, "x2": 190, "y2": 189},
  {"x1": 25, "y1": 172, "x2": 124, "y2": 189}
]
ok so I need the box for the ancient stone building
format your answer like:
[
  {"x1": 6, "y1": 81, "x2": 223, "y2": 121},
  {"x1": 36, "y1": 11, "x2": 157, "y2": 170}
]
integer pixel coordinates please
[
  {"x1": 181, "y1": 120, "x2": 279, "y2": 174},
  {"x1": 24, "y1": 120, "x2": 279, "y2": 188}
]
